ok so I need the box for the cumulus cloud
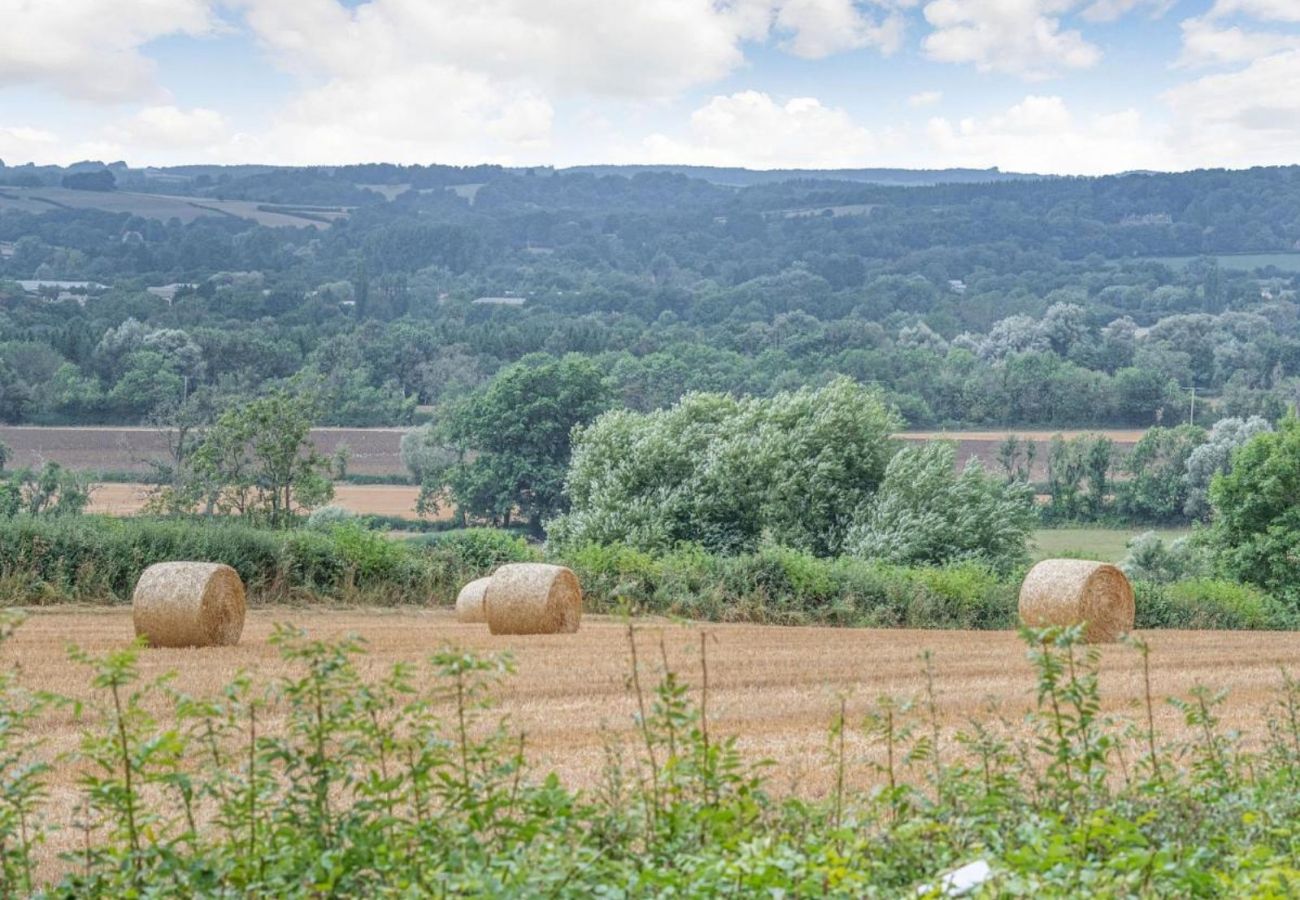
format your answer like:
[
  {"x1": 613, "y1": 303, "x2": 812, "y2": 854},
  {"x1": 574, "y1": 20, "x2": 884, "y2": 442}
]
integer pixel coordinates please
[
  {"x1": 1163, "y1": 49, "x2": 1300, "y2": 167},
  {"x1": 924, "y1": 95, "x2": 1167, "y2": 173},
  {"x1": 908, "y1": 90, "x2": 944, "y2": 106},
  {"x1": 1205, "y1": 0, "x2": 1300, "y2": 22},
  {"x1": 921, "y1": 0, "x2": 1101, "y2": 79},
  {"x1": 641, "y1": 90, "x2": 877, "y2": 168},
  {"x1": 105, "y1": 106, "x2": 228, "y2": 147},
  {"x1": 1177, "y1": 17, "x2": 1300, "y2": 66},
  {"x1": 773, "y1": 0, "x2": 910, "y2": 58},
  {"x1": 0, "y1": 0, "x2": 215, "y2": 100},
  {"x1": 222, "y1": 0, "x2": 918, "y2": 165}
]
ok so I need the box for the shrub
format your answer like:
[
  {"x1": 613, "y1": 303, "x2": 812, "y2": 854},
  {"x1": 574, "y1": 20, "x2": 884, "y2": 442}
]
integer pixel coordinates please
[
  {"x1": 1135, "y1": 578, "x2": 1288, "y2": 629},
  {"x1": 305, "y1": 505, "x2": 357, "y2": 530}
]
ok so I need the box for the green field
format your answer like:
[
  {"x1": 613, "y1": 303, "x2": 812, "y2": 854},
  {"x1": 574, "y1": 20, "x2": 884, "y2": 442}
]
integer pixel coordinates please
[
  {"x1": 1031, "y1": 526, "x2": 1191, "y2": 562},
  {"x1": 1142, "y1": 252, "x2": 1300, "y2": 272},
  {"x1": 0, "y1": 186, "x2": 343, "y2": 227}
]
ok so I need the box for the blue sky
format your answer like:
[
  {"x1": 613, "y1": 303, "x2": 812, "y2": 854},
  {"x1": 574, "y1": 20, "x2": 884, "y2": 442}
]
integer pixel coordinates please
[{"x1": 1, "y1": 0, "x2": 1298, "y2": 174}]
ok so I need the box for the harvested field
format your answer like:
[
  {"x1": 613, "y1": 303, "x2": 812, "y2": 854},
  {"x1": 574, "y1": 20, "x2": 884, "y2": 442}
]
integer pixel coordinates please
[
  {"x1": 87, "y1": 481, "x2": 430, "y2": 518},
  {"x1": 0, "y1": 425, "x2": 409, "y2": 476},
  {"x1": 7, "y1": 608, "x2": 1299, "y2": 875},
  {"x1": 10, "y1": 609, "x2": 1298, "y2": 798}
]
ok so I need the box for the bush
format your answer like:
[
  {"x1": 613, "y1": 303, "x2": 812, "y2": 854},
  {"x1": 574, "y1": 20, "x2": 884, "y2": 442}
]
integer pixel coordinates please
[
  {"x1": 1135, "y1": 578, "x2": 1290, "y2": 629},
  {"x1": 0, "y1": 516, "x2": 515, "y2": 606},
  {"x1": 305, "y1": 505, "x2": 357, "y2": 530},
  {"x1": 561, "y1": 541, "x2": 1017, "y2": 628}
]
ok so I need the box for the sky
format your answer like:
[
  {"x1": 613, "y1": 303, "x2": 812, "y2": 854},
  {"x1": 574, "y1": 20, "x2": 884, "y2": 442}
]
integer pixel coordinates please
[{"x1": 1, "y1": 0, "x2": 1299, "y2": 175}]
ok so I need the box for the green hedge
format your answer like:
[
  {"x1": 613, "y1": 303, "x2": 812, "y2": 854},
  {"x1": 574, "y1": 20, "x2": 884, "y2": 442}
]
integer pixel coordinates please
[
  {"x1": 560, "y1": 542, "x2": 1018, "y2": 628},
  {"x1": 0, "y1": 517, "x2": 532, "y2": 606},
  {"x1": 0, "y1": 518, "x2": 1292, "y2": 630}
]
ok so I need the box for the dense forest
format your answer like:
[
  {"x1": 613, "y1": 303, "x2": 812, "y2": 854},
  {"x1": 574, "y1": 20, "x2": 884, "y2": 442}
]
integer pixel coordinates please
[{"x1": 2, "y1": 160, "x2": 1300, "y2": 428}]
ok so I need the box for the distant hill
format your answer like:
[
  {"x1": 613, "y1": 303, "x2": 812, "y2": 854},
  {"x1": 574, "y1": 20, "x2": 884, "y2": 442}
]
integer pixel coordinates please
[{"x1": 555, "y1": 164, "x2": 1044, "y2": 187}]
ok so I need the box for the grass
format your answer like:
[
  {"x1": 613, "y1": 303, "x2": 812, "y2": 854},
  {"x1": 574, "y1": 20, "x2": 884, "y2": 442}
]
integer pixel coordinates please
[{"x1": 1031, "y1": 526, "x2": 1191, "y2": 562}]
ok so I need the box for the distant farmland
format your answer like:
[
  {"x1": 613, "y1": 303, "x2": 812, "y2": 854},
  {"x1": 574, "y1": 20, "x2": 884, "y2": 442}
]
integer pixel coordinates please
[
  {"x1": 0, "y1": 186, "x2": 346, "y2": 227},
  {"x1": 0, "y1": 426, "x2": 1146, "y2": 483},
  {"x1": 0, "y1": 426, "x2": 409, "y2": 477},
  {"x1": 1141, "y1": 252, "x2": 1300, "y2": 272}
]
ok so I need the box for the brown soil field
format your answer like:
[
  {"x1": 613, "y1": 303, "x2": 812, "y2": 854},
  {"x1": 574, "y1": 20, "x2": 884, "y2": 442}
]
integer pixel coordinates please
[
  {"x1": 897, "y1": 430, "x2": 1144, "y2": 480},
  {"x1": 0, "y1": 426, "x2": 409, "y2": 476},
  {"x1": 87, "y1": 482, "x2": 432, "y2": 518},
  {"x1": 3, "y1": 426, "x2": 1147, "y2": 484}
]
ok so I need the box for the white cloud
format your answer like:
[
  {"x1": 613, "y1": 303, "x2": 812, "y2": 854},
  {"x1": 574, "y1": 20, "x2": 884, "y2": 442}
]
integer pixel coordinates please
[
  {"x1": 0, "y1": 126, "x2": 61, "y2": 164},
  {"x1": 1163, "y1": 49, "x2": 1300, "y2": 167},
  {"x1": 1080, "y1": 0, "x2": 1172, "y2": 23},
  {"x1": 1206, "y1": 0, "x2": 1300, "y2": 22},
  {"x1": 921, "y1": 0, "x2": 1101, "y2": 79},
  {"x1": 223, "y1": 0, "x2": 916, "y2": 165},
  {"x1": 248, "y1": 65, "x2": 554, "y2": 165},
  {"x1": 106, "y1": 106, "x2": 228, "y2": 147},
  {"x1": 774, "y1": 0, "x2": 909, "y2": 58},
  {"x1": 925, "y1": 95, "x2": 1167, "y2": 173},
  {"x1": 908, "y1": 90, "x2": 944, "y2": 106},
  {"x1": 641, "y1": 91, "x2": 878, "y2": 168},
  {"x1": 1177, "y1": 17, "x2": 1300, "y2": 66},
  {"x1": 0, "y1": 0, "x2": 215, "y2": 101}
]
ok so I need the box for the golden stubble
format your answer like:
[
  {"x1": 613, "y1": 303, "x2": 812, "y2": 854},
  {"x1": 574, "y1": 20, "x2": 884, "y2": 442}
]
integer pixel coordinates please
[{"x1": 5, "y1": 607, "x2": 1299, "y2": 871}]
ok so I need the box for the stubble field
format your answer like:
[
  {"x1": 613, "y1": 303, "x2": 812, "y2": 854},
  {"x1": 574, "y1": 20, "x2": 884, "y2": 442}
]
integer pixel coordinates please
[{"x1": 12, "y1": 608, "x2": 1298, "y2": 800}]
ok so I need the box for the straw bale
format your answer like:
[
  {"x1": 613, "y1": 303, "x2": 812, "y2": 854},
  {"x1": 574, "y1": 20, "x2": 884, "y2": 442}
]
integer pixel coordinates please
[
  {"x1": 132, "y1": 562, "x2": 246, "y2": 648},
  {"x1": 485, "y1": 563, "x2": 581, "y2": 635},
  {"x1": 456, "y1": 576, "x2": 491, "y2": 624},
  {"x1": 1018, "y1": 558, "x2": 1134, "y2": 643}
]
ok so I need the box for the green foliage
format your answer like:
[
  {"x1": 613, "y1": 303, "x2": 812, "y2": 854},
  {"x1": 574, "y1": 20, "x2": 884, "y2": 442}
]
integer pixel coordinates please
[
  {"x1": 849, "y1": 442, "x2": 1034, "y2": 574},
  {"x1": 553, "y1": 377, "x2": 899, "y2": 556},
  {"x1": 180, "y1": 389, "x2": 335, "y2": 527},
  {"x1": 1207, "y1": 416, "x2": 1300, "y2": 599},
  {"x1": 420, "y1": 354, "x2": 612, "y2": 531},
  {"x1": 1114, "y1": 424, "x2": 1205, "y2": 523},
  {"x1": 1135, "y1": 579, "x2": 1289, "y2": 629},
  {"x1": 0, "y1": 516, "x2": 485, "y2": 606},
  {"x1": 0, "y1": 462, "x2": 90, "y2": 518},
  {"x1": 1044, "y1": 433, "x2": 1118, "y2": 523},
  {"x1": 562, "y1": 541, "x2": 1017, "y2": 628},
  {"x1": 1120, "y1": 530, "x2": 1209, "y2": 583}
]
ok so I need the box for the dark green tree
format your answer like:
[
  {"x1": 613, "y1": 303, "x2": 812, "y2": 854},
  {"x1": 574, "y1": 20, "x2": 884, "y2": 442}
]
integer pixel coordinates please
[{"x1": 431, "y1": 354, "x2": 613, "y2": 532}]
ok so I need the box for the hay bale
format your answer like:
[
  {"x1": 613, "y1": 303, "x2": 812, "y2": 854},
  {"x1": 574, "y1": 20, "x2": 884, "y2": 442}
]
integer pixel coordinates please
[
  {"x1": 455, "y1": 576, "x2": 491, "y2": 623},
  {"x1": 132, "y1": 562, "x2": 246, "y2": 648},
  {"x1": 484, "y1": 563, "x2": 582, "y2": 635},
  {"x1": 1018, "y1": 559, "x2": 1135, "y2": 643}
]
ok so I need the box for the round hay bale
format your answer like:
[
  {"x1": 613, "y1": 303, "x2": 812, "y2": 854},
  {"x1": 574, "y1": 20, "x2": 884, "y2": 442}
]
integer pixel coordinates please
[
  {"x1": 484, "y1": 563, "x2": 582, "y2": 635},
  {"x1": 1018, "y1": 559, "x2": 1135, "y2": 643},
  {"x1": 455, "y1": 576, "x2": 491, "y2": 624},
  {"x1": 132, "y1": 562, "x2": 246, "y2": 648}
]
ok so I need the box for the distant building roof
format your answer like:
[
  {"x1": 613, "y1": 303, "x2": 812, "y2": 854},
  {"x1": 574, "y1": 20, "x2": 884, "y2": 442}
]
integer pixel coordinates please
[
  {"x1": 17, "y1": 279, "x2": 107, "y2": 292},
  {"x1": 472, "y1": 296, "x2": 527, "y2": 306}
]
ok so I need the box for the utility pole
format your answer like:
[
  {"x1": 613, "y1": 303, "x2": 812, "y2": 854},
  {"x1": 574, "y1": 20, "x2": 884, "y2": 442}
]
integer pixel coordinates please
[{"x1": 1189, "y1": 385, "x2": 1195, "y2": 427}]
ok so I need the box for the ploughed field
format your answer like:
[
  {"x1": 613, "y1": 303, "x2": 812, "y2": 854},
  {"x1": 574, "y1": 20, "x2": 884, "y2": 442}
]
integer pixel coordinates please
[
  {"x1": 1, "y1": 426, "x2": 1146, "y2": 483},
  {"x1": 0, "y1": 425, "x2": 410, "y2": 476},
  {"x1": 11, "y1": 608, "x2": 1298, "y2": 801},
  {"x1": 87, "y1": 481, "x2": 429, "y2": 518}
]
